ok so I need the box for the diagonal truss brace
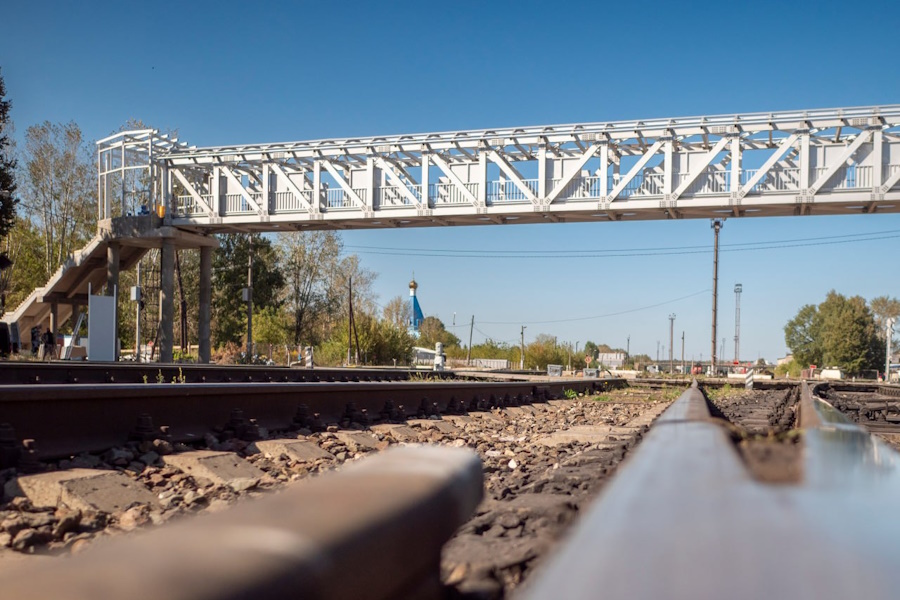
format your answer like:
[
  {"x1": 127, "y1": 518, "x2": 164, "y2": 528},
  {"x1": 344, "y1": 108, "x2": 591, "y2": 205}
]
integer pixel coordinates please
[
  {"x1": 269, "y1": 163, "x2": 316, "y2": 212},
  {"x1": 547, "y1": 143, "x2": 600, "y2": 204},
  {"x1": 430, "y1": 153, "x2": 479, "y2": 205},
  {"x1": 672, "y1": 137, "x2": 730, "y2": 200},
  {"x1": 322, "y1": 161, "x2": 365, "y2": 207},
  {"x1": 740, "y1": 134, "x2": 799, "y2": 198},
  {"x1": 880, "y1": 166, "x2": 900, "y2": 194},
  {"x1": 487, "y1": 150, "x2": 538, "y2": 205},
  {"x1": 809, "y1": 129, "x2": 873, "y2": 195},
  {"x1": 171, "y1": 169, "x2": 214, "y2": 214},
  {"x1": 375, "y1": 158, "x2": 423, "y2": 208},
  {"x1": 221, "y1": 168, "x2": 263, "y2": 213},
  {"x1": 608, "y1": 140, "x2": 664, "y2": 202}
]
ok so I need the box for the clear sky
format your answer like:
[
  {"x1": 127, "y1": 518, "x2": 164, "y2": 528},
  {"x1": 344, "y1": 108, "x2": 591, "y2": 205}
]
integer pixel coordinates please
[{"x1": 2, "y1": 0, "x2": 899, "y2": 362}]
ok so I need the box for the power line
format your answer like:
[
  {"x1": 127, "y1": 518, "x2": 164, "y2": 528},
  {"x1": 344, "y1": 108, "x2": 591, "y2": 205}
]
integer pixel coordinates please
[
  {"x1": 479, "y1": 289, "x2": 710, "y2": 325},
  {"x1": 343, "y1": 229, "x2": 900, "y2": 259}
]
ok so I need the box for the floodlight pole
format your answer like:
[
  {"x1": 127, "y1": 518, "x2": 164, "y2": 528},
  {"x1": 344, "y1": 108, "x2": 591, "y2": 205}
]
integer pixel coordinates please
[
  {"x1": 711, "y1": 219, "x2": 724, "y2": 375},
  {"x1": 887, "y1": 318, "x2": 895, "y2": 382},
  {"x1": 669, "y1": 314, "x2": 676, "y2": 374},
  {"x1": 520, "y1": 325, "x2": 526, "y2": 370}
]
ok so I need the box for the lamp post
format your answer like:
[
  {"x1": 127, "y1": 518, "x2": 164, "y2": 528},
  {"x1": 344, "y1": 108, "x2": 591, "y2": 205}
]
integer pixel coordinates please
[
  {"x1": 519, "y1": 325, "x2": 526, "y2": 370},
  {"x1": 887, "y1": 318, "x2": 895, "y2": 382},
  {"x1": 711, "y1": 219, "x2": 724, "y2": 376},
  {"x1": 669, "y1": 313, "x2": 676, "y2": 374}
]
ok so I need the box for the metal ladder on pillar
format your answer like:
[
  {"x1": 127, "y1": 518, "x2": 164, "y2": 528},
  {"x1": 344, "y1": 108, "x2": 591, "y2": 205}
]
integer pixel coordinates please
[{"x1": 64, "y1": 309, "x2": 87, "y2": 360}]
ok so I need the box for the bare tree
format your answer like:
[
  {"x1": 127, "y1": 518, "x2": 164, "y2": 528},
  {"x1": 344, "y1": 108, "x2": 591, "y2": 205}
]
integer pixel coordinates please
[
  {"x1": 383, "y1": 295, "x2": 411, "y2": 328},
  {"x1": 276, "y1": 231, "x2": 377, "y2": 346},
  {"x1": 20, "y1": 121, "x2": 96, "y2": 278}
]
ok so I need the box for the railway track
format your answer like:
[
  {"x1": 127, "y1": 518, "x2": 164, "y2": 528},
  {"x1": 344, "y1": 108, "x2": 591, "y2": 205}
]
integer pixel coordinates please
[
  {"x1": 0, "y1": 373, "x2": 668, "y2": 599},
  {"x1": 814, "y1": 382, "x2": 900, "y2": 449},
  {"x1": 3, "y1": 375, "x2": 897, "y2": 599},
  {"x1": 0, "y1": 363, "x2": 444, "y2": 385},
  {"x1": 0, "y1": 376, "x2": 625, "y2": 461}
]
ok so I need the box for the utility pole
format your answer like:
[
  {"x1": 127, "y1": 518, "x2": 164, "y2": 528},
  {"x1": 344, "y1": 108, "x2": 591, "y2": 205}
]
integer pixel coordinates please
[
  {"x1": 245, "y1": 234, "x2": 254, "y2": 357},
  {"x1": 711, "y1": 219, "x2": 724, "y2": 375},
  {"x1": 668, "y1": 313, "x2": 675, "y2": 374},
  {"x1": 887, "y1": 318, "x2": 895, "y2": 382},
  {"x1": 734, "y1": 283, "x2": 742, "y2": 364},
  {"x1": 347, "y1": 277, "x2": 361, "y2": 365},
  {"x1": 626, "y1": 335, "x2": 630, "y2": 359},
  {"x1": 347, "y1": 277, "x2": 353, "y2": 366},
  {"x1": 520, "y1": 325, "x2": 526, "y2": 370},
  {"x1": 466, "y1": 315, "x2": 474, "y2": 366},
  {"x1": 681, "y1": 331, "x2": 685, "y2": 375},
  {"x1": 134, "y1": 261, "x2": 141, "y2": 363},
  {"x1": 656, "y1": 340, "x2": 660, "y2": 363}
]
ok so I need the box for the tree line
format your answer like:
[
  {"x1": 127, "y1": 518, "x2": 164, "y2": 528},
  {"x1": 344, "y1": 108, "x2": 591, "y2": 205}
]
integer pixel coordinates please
[{"x1": 783, "y1": 291, "x2": 899, "y2": 376}]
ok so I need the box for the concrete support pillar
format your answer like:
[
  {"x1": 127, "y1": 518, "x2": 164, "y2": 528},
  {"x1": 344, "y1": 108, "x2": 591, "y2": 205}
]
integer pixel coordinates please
[
  {"x1": 49, "y1": 303, "x2": 58, "y2": 340},
  {"x1": 106, "y1": 242, "x2": 120, "y2": 296},
  {"x1": 159, "y1": 239, "x2": 175, "y2": 363},
  {"x1": 198, "y1": 246, "x2": 212, "y2": 364},
  {"x1": 106, "y1": 242, "x2": 121, "y2": 361}
]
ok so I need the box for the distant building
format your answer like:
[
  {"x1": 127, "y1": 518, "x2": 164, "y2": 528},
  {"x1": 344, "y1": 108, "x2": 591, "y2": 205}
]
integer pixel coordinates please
[
  {"x1": 597, "y1": 352, "x2": 625, "y2": 368},
  {"x1": 777, "y1": 354, "x2": 793, "y2": 366},
  {"x1": 408, "y1": 277, "x2": 424, "y2": 337}
]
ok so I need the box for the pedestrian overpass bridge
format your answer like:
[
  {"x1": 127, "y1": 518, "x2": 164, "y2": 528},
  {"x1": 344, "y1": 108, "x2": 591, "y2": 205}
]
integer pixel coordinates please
[
  {"x1": 105, "y1": 104, "x2": 900, "y2": 231},
  {"x1": 5, "y1": 105, "x2": 900, "y2": 362}
]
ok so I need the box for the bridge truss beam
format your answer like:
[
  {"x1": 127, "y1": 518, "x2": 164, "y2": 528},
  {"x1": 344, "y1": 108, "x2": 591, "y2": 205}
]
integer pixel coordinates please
[{"x1": 97, "y1": 106, "x2": 900, "y2": 233}]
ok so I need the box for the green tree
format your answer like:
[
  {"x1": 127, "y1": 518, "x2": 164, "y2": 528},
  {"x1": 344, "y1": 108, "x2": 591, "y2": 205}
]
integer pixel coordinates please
[
  {"x1": 870, "y1": 295, "x2": 900, "y2": 355},
  {"x1": 466, "y1": 339, "x2": 515, "y2": 361},
  {"x1": 625, "y1": 353, "x2": 652, "y2": 370},
  {"x1": 212, "y1": 233, "x2": 284, "y2": 347},
  {"x1": 784, "y1": 291, "x2": 883, "y2": 376},
  {"x1": 276, "y1": 231, "x2": 345, "y2": 346},
  {"x1": 1, "y1": 217, "x2": 43, "y2": 309},
  {"x1": 20, "y1": 121, "x2": 96, "y2": 278},
  {"x1": 417, "y1": 316, "x2": 460, "y2": 348},
  {"x1": 775, "y1": 359, "x2": 802, "y2": 378},
  {"x1": 0, "y1": 68, "x2": 17, "y2": 280},
  {"x1": 317, "y1": 311, "x2": 413, "y2": 366},
  {"x1": 818, "y1": 292, "x2": 882, "y2": 375},
  {"x1": 784, "y1": 304, "x2": 822, "y2": 367},
  {"x1": 525, "y1": 334, "x2": 568, "y2": 370}
]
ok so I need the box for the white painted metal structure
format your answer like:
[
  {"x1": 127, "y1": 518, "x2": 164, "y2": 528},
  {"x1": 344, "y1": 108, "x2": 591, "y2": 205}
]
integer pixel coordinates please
[{"x1": 97, "y1": 105, "x2": 900, "y2": 233}]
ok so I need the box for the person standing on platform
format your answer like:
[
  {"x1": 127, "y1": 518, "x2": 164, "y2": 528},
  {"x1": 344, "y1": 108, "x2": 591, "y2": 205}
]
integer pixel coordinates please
[{"x1": 42, "y1": 327, "x2": 55, "y2": 360}]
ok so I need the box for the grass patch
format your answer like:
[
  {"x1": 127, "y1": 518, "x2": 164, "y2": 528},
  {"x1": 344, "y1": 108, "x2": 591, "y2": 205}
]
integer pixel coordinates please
[{"x1": 706, "y1": 383, "x2": 742, "y2": 401}]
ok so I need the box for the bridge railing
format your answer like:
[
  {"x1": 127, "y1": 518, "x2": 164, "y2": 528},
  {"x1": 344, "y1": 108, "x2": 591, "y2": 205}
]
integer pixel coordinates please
[
  {"x1": 430, "y1": 182, "x2": 478, "y2": 204},
  {"x1": 376, "y1": 184, "x2": 422, "y2": 207},
  {"x1": 325, "y1": 187, "x2": 367, "y2": 209},
  {"x1": 175, "y1": 194, "x2": 209, "y2": 215},
  {"x1": 487, "y1": 179, "x2": 538, "y2": 203},
  {"x1": 271, "y1": 190, "x2": 312, "y2": 213}
]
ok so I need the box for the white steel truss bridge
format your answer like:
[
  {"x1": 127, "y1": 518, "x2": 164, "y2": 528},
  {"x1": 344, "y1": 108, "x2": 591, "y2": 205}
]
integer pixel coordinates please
[{"x1": 98, "y1": 105, "x2": 900, "y2": 232}]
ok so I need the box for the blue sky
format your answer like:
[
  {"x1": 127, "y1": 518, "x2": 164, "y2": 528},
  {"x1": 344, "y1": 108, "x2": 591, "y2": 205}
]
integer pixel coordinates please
[{"x1": 2, "y1": 0, "x2": 899, "y2": 362}]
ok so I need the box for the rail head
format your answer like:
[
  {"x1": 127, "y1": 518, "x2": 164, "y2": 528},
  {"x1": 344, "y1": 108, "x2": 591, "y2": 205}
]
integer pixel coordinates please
[
  {"x1": 0, "y1": 445, "x2": 484, "y2": 600},
  {"x1": 798, "y1": 380, "x2": 863, "y2": 431},
  {"x1": 519, "y1": 380, "x2": 900, "y2": 600}
]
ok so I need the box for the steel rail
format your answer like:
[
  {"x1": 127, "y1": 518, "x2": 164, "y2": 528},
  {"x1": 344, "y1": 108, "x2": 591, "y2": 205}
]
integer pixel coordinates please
[
  {"x1": 0, "y1": 363, "x2": 446, "y2": 385},
  {"x1": 0, "y1": 378, "x2": 624, "y2": 460},
  {"x1": 0, "y1": 445, "x2": 483, "y2": 600},
  {"x1": 520, "y1": 380, "x2": 900, "y2": 600}
]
